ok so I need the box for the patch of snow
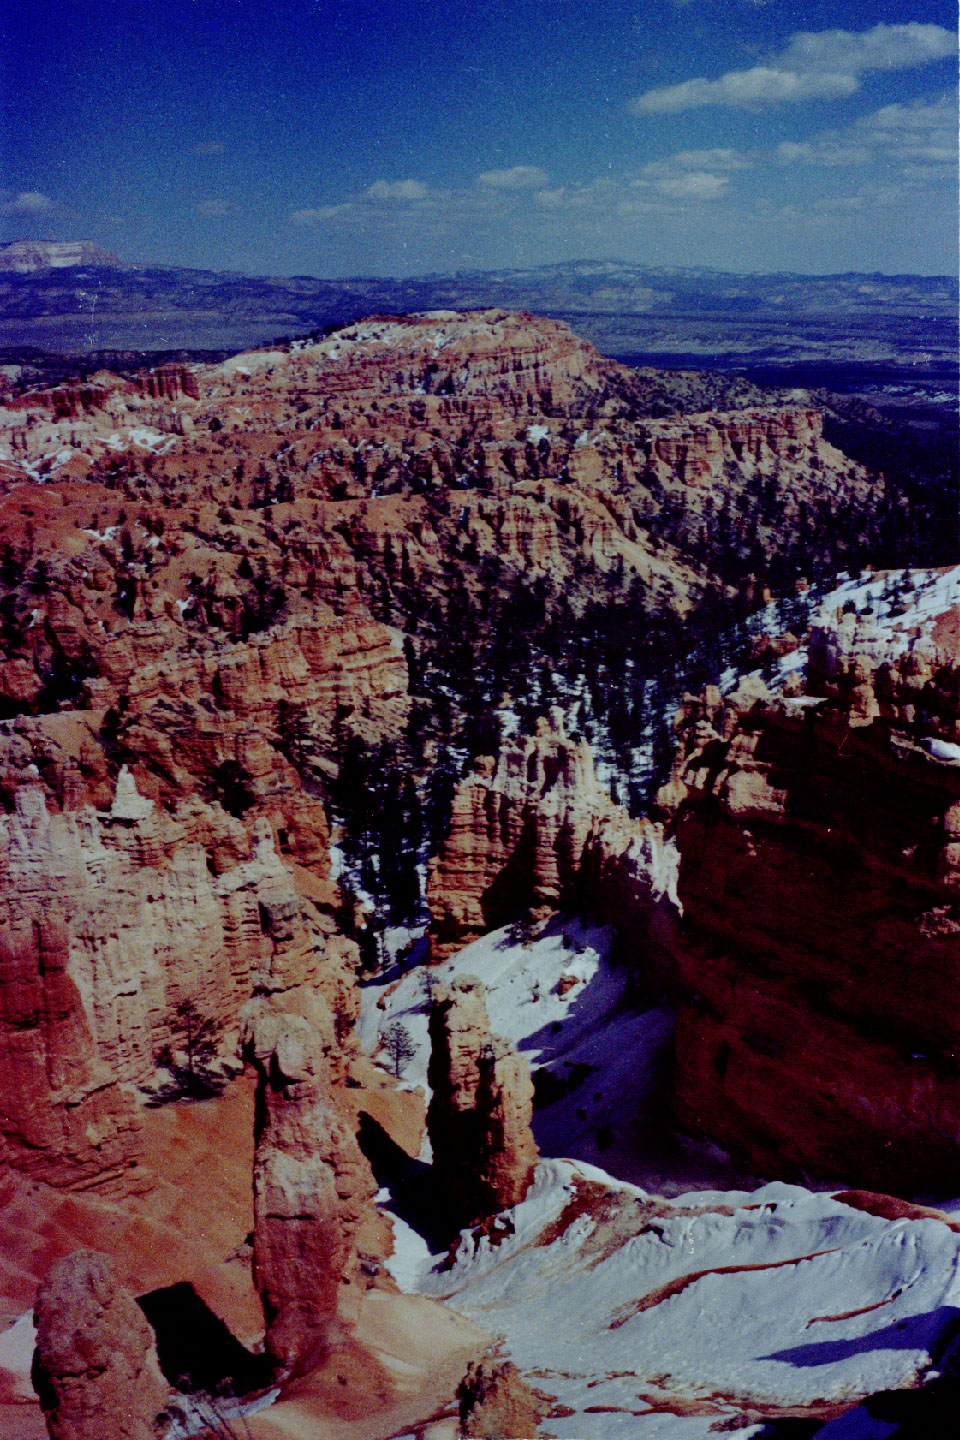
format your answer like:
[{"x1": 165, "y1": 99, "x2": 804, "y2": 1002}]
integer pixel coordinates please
[
  {"x1": 526, "y1": 424, "x2": 550, "y2": 443},
  {"x1": 0, "y1": 1311, "x2": 35, "y2": 1380},
  {"x1": 127, "y1": 427, "x2": 176, "y2": 454},
  {"x1": 924, "y1": 737, "x2": 960, "y2": 764},
  {"x1": 360, "y1": 917, "x2": 618, "y2": 1095},
  {"x1": 220, "y1": 350, "x2": 286, "y2": 375},
  {"x1": 363, "y1": 916, "x2": 739, "y2": 1195},
  {"x1": 377, "y1": 1188, "x2": 435, "y2": 1292}
]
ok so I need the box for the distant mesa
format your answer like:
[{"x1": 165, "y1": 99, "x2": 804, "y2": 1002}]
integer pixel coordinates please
[{"x1": 0, "y1": 240, "x2": 122, "y2": 273}]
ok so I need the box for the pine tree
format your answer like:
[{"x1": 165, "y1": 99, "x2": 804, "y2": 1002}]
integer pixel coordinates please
[{"x1": 381, "y1": 1021, "x2": 416, "y2": 1078}]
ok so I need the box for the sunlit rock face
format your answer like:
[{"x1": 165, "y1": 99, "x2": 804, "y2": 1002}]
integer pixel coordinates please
[
  {"x1": 428, "y1": 707, "x2": 680, "y2": 969},
  {"x1": 427, "y1": 975, "x2": 538, "y2": 1230},
  {"x1": 0, "y1": 770, "x2": 359, "y2": 1192},
  {"x1": 660, "y1": 597, "x2": 960, "y2": 1190},
  {"x1": 32, "y1": 1249, "x2": 170, "y2": 1440},
  {"x1": 246, "y1": 1010, "x2": 382, "y2": 1380}
]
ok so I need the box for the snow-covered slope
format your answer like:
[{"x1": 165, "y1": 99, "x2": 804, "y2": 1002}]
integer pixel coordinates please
[
  {"x1": 364, "y1": 922, "x2": 960, "y2": 1437},
  {"x1": 415, "y1": 1159, "x2": 960, "y2": 1439},
  {"x1": 361, "y1": 917, "x2": 756, "y2": 1193}
]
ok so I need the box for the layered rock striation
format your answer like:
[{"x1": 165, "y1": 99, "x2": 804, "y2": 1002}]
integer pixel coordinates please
[
  {"x1": 427, "y1": 975, "x2": 537, "y2": 1230},
  {"x1": 659, "y1": 597, "x2": 960, "y2": 1190}
]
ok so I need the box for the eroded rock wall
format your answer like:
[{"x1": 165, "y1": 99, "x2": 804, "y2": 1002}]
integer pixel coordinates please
[
  {"x1": 0, "y1": 770, "x2": 359, "y2": 1190},
  {"x1": 660, "y1": 609, "x2": 960, "y2": 1190},
  {"x1": 427, "y1": 707, "x2": 679, "y2": 969}
]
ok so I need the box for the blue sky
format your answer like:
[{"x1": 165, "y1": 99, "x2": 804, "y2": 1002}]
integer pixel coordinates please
[{"x1": 1, "y1": 0, "x2": 956, "y2": 276}]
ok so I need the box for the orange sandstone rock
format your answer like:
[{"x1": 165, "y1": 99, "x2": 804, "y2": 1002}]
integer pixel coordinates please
[
  {"x1": 427, "y1": 708, "x2": 679, "y2": 969},
  {"x1": 245, "y1": 1011, "x2": 381, "y2": 1380},
  {"x1": 32, "y1": 1250, "x2": 170, "y2": 1440},
  {"x1": 427, "y1": 975, "x2": 537, "y2": 1230}
]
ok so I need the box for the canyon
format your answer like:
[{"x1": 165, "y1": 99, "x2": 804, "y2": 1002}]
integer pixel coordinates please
[{"x1": 0, "y1": 307, "x2": 957, "y2": 1436}]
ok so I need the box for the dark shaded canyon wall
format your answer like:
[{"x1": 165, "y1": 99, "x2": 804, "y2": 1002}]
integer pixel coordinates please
[{"x1": 659, "y1": 615, "x2": 960, "y2": 1191}]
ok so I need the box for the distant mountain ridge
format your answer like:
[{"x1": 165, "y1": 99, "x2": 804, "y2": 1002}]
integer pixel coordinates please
[
  {"x1": 0, "y1": 253, "x2": 955, "y2": 378},
  {"x1": 0, "y1": 240, "x2": 121, "y2": 273}
]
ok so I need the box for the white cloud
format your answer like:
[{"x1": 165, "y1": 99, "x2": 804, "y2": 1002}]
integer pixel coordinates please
[
  {"x1": 3, "y1": 190, "x2": 54, "y2": 213},
  {"x1": 780, "y1": 23, "x2": 957, "y2": 76},
  {"x1": 654, "y1": 170, "x2": 730, "y2": 199},
  {"x1": 195, "y1": 198, "x2": 235, "y2": 217},
  {"x1": 858, "y1": 92, "x2": 957, "y2": 152},
  {"x1": 776, "y1": 93, "x2": 957, "y2": 174},
  {"x1": 630, "y1": 66, "x2": 857, "y2": 114},
  {"x1": 776, "y1": 138, "x2": 869, "y2": 167},
  {"x1": 629, "y1": 22, "x2": 956, "y2": 115},
  {"x1": 641, "y1": 147, "x2": 751, "y2": 177},
  {"x1": 193, "y1": 141, "x2": 225, "y2": 156},
  {"x1": 534, "y1": 187, "x2": 566, "y2": 208},
  {"x1": 366, "y1": 179, "x2": 430, "y2": 201},
  {"x1": 477, "y1": 165, "x2": 550, "y2": 190},
  {"x1": 290, "y1": 203, "x2": 353, "y2": 225}
]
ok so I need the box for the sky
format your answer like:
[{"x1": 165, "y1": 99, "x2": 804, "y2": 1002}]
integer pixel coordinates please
[{"x1": 1, "y1": 0, "x2": 957, "y2": 278}]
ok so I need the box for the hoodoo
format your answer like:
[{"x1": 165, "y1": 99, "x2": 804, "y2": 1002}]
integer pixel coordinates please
[
  {"x1": 32, "y1": 1250, "x2": 170, "y2": 1440},
  {"x1": 426, "y1": 975, "x2": 538, "y2": 1230},
  {"x1": 246, "y1": 1010, "x2": 382, "y2": 1379}
]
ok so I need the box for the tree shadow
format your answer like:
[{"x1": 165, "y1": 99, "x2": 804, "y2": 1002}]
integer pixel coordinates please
[{"x1": 142, "y1": 1069, "x2": 227, "y2": 1107}]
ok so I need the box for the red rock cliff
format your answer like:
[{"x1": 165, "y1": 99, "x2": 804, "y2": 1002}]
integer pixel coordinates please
[{"x1": 659, "y1": 602, "x2": 960, "y2": 1190}]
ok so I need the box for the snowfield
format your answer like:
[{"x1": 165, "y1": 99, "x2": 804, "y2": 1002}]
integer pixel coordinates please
[{"x1": 414, "y1": 1160, "x2": 960, "y2": 1439}]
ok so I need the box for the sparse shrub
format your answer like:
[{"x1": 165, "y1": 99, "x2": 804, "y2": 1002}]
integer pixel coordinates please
[{"x1": 150, "y1": 999, "x2": 226, "y2": 1103}]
